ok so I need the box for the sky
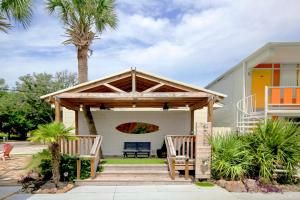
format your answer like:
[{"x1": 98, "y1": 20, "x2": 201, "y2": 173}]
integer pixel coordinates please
[{"x1": 1, "y1": 0, "x2": 300, "y2": 87}]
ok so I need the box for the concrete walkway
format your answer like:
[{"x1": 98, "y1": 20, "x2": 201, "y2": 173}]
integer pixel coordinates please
[
  {"x1": 1, "y1": 185, "x2": 299, "y2": 200},
  {"x1": 0, "y1": 141, "x2": 47, "y2": 155}
]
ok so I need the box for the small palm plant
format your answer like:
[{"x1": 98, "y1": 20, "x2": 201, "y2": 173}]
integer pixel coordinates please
[
  {"x1": 247, "y1": 120, "x2": 300, "y2": 183},
  {"x1": 210, "y1": 133, "x2": 253, "y2": 180},
  {"x1": 29, "y1": 122, "x2": 75, "y2": 186}
]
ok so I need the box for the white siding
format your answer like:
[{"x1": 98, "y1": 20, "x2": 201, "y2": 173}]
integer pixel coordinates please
[
  {"x1": 62, "y1": 108, "x2": 75, "y2": 134},
  {"x1": 206, "y1": 66, "x2": 244, "y2": 128},
  {"x1": 78, "y1": 110, "x2": 191, "y2": 156}
]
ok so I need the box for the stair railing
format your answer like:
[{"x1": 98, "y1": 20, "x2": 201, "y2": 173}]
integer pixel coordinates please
[
  {"x1": 165, "y1": 135, "x2": 196, "y2": 180},
  {"x1": 236, "y1": 94, "x2": 257, "y2": 133},
  {"x1": 59, "y1": 135, "x2": 103, "y2": 179}
]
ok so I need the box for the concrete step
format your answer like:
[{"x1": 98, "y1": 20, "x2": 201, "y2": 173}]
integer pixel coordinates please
[
  {"x1": 242, "y1": 116, "x2": 264, "y2": 120},
  {"x1": 75, "y1": 180, "x2": 193, "y2": 186},
  {"x1": 236, "y1": 125, "x2": 257, "y2": 129},
  {"x1": 237, "y1": 121, "x2": 261, "y2": 124},
  {"x1": 75, "y1": 175, "x2": 193, "y2": 186},
  {"x1": 249, "y1": 111, "x2": 264, "y2": 116},
  {"x1": 99, "y1": 171, "x2": 171, "y2": 177},
  {"x1": 102, "y1": 164, "x2": 168, "y2": 172}
]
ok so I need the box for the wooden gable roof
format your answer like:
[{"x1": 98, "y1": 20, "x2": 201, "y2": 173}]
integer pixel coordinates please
[{"x1": 41, "y1": 69, "x2": 226, "y2": 110}]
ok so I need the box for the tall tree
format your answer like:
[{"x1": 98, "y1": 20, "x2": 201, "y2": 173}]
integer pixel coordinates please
[
  {"x1": 47, "y1": 0, "x2": 117, "y2": 135},
  {"x1": 0, "y1": 71, "x2": 78, "y2": 139},
  {"x1": 47, "y1": 0, "x2": 117, "y2": 83},
  {"x1": 0, "y1": 0, "x2": 33, "y2": 32}
]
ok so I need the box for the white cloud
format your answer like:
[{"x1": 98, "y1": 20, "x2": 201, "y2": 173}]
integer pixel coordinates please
[{"x1": 1, "y1": 0, "x2": 300, "y2": 87}]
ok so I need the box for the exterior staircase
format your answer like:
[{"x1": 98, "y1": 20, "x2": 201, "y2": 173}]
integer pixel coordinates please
[
  {"x1": 236, "y1": 95, "x2": 265, "y2": 133},
  {"x1": 75, "y1": 164, "x2": 193, "y2": 186}
]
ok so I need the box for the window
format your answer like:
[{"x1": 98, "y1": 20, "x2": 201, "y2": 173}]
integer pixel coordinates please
[{"x1": 116, "y1": 122, "x2": 159, "y2": 134}]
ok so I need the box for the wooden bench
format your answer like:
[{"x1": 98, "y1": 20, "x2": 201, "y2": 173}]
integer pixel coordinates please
[{"x1": 123, "y1": 142, "x2": 151, "y2": 158}]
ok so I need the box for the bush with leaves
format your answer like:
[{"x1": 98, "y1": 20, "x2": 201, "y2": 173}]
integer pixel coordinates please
[
  {"x1": 245, "y1": 120, "x2": 300, "y2": 183},
  {"x1": 39, "y1": 153, "x2": 91, "y2": 181},
  {"x1": 210, "y1": 133, "x2": 253, "y2": 180}
]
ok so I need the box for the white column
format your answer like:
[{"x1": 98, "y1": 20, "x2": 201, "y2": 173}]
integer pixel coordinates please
[{"x1": 242, "y1": 62, "x2": 247, "y2": 112}]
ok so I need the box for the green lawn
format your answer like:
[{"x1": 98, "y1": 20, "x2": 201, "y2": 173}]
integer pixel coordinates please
[
  {"x1": 195, "y1": 181, "x2": 215, "y2": 187},
  {"x1": 101, "y1": 158, "x2": 165, "y2": 164}
]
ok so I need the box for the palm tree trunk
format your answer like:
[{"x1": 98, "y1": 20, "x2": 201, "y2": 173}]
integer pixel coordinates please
[
  {"x1": 77, "y1": 46, "x2": 88, "y2": 83},
  {"x1": 50, "y1": 142, "x2": 60, "y2": 186},
  {"x1": 77, "y1": 46, "x2": 98, "y2": 135},
  {"x1": 82, "y1": 105, "x2": 97, "y2": 135}
]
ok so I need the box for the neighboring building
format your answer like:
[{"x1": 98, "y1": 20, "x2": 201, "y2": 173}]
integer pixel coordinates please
[{"x1": 206, "y1": 42, "x2": 300, "y2": 132}]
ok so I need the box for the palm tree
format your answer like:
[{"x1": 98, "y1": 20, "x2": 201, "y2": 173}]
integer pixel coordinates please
[
  {"x1": 0, "y1": 0, "x2": 33, "y2": 32},
  {"x1": 47, "y1": 0, "x2": 117, "y2": 83},
  {"x1": 47, "y1": 0, "x2": 117, "y2": 135},
  {"x1": 29, "y1": 122, "x2": 75, "y2": 186}
]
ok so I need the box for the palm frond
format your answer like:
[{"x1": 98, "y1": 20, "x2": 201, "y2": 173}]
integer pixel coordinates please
[
  {"x1": 0, "y1": 0, "x2": 33, "y2": 28},
  {"x1": 29, "y1": 122, "x2": 75, "y2": 144},
  {"x1": 47, "y1": 0, "x2": 117, "y2": 47},
  {"x1": 0, "y1": 15, "x2": 11, "y2": 32}
]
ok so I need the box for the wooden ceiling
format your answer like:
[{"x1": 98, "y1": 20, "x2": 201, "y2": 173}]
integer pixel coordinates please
[{"x1": 43, "y1": 69, "x2": 224, "y2": 111}]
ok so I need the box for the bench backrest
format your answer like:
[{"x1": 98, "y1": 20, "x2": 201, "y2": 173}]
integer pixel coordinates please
[
  {"x1": 124, "y1": 142, "x2": 137, "y2": 150},
  {"x1": 137, "y1": 142, "x2": 151, "y2": 150},
  {"x1": 123, "y1": 142, "x2": 151, "y2": 150}
]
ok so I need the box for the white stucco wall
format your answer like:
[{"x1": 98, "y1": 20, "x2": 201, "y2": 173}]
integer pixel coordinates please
[
  {"x1": 77, "y1": 110, "x2": 191, "y2": 156},
  {"x1": 206, "y1": 66, "x2": 244, "y2": 128}
]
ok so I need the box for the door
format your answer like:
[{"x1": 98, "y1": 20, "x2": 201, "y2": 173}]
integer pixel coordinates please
[{"x1": 251, "y1": 69, "x2": 272, "y2": 109}]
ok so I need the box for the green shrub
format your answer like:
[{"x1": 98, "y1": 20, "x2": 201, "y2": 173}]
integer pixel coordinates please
[
  {"x1": 39, "y1": 153, "x2": 92, "y2": 181},
  {"x1": 39, "y1": 159, "x2": 52, "y2": 180},
  {"x1": 210, "y1": 133, "x2": 253, "y2": 180},
  {"x1": 246, "y1": 120, "x2": 300, "y2": 183},
  {"x1": 0, "y1": 132, "x2": 22, "y2": 140}
]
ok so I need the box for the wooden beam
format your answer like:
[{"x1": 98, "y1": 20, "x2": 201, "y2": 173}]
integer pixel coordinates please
[
  {"x1": 142, "y1": 83, "x2": 164, "y2": 93},
  {"x1": 73, "y1": 74, "x2": 132, "y2": 93},
  {"x1": 103, "y1": 83, "x2": 126, "y2": 93},
  {"x1": 190, "y1": 99, "x2": 209, "y2": 111},
  {"x1": 58, "y1": 92, "x2": 210, "y2": 100},
  {"x1": 137, "y1": 73, "x2": 198, "y2": 92},
  {"x1": 55, "y1": 99, "x2": 62, "y2": 122},
  {"x1": 59, "y1": 99, "x2": 79, "y2": 111},
  {"x1": 132, "y1": 69, "x2": 136, "y2": 93}
]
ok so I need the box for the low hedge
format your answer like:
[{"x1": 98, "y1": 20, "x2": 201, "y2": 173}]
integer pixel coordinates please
[{"x1": 39, "y1": 153, "x2": 91, "y2": 181}]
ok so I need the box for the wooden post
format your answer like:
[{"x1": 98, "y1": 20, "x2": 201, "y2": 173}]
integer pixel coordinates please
[
  {"x1": 185, "y1": 157, "x2": 189, "y2": 180},
  {"x1": 132, "y1": 69, "x2": 136, "y2": 93},
  {"x1": 195, "y1": 122, "x2": 212, "y2": 180},
  {"x1": 90, "y1": 158, "x2": 95, "y2": 178},
  {"x1": 76, "y1": 158, "x2": 81, "y2": 180},
  {"x1": 54, "y1": 99, "x2": 62, "y2": 122},
  {"x1": 171, "y1": 157, "x2": 176, "y2": 180},
  {"x1": 190, "y1": 110, "x2": 194, "y2": 134},
  {"x1": 207, "y1": 99, "x2": 213, "y2": 123},
  {"x1": 75, "y1": 110, "x2": 79, "y2": 135}
]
